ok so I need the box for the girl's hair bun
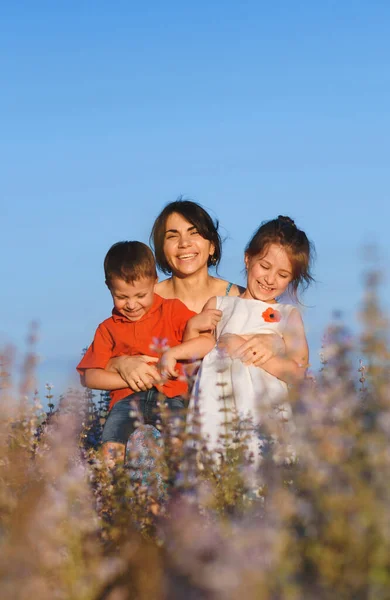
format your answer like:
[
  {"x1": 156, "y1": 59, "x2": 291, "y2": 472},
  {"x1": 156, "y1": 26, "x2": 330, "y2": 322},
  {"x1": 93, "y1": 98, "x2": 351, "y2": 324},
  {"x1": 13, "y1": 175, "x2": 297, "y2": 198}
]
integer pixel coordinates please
[{"x1": 277, "y1": 215, "x2": 296, "y2": 228}]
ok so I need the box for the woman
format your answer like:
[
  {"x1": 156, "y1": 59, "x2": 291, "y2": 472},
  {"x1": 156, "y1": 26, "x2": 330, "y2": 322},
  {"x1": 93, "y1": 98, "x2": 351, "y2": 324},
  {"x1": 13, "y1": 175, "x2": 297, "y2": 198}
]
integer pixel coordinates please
[
  {"x1": 107, "y1": 199, "x2": 282, "y2": 390},
  {"x1": 152, "y1": 199, "x2": 241, "y2": 312}
]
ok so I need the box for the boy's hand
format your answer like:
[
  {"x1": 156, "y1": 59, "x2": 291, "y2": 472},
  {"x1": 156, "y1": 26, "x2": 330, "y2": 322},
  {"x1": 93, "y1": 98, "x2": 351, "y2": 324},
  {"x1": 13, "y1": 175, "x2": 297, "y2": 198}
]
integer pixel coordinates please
[
  {"x1": 187, "y1": 309, "x2": 222, "y2": 334},
  {"x1": 158, "y1": 350, "x2": 179, "y2": 380}
]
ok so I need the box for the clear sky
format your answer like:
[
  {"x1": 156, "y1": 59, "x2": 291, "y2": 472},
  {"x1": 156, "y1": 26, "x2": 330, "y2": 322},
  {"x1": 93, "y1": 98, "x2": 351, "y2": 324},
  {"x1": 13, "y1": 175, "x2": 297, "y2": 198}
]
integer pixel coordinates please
[{"x1": 1, "y1": 1, "x2": 389, "y2": 402}]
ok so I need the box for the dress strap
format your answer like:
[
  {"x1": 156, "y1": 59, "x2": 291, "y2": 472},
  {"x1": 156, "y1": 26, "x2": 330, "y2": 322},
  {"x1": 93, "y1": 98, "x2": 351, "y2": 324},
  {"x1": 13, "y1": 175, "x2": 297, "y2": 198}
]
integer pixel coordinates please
[{"x1": 225, "y1": 282, "x2": 233, "y2": 296}]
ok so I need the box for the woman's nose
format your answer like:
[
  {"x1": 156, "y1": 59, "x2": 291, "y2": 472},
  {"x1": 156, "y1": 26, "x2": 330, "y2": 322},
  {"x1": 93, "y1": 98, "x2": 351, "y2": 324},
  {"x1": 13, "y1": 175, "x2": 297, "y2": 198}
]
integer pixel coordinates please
[{"x1": 178, "y1": 235, "x2": 191, "y2": 247}]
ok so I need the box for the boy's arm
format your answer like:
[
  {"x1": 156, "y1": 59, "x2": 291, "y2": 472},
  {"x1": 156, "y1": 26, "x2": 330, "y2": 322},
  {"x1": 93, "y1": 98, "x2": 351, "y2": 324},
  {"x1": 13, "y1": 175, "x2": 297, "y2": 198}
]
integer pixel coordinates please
[
  {"x1": 183, "y1": 297, "x2": 220, "y2": 341},
  {"x1": 83, "y1": 368, "x2": 128, "y2": 390},
  {"x1": 159, "y1": 333, "x2": 216, "y2": 378},
  {"x1": 161, "y1": 296, "x2": 218, "y2": 377},
  {"x1": 259, "y1": 309, "x2": 309, "y2": 384},
  {"x1": 170, "y1": 334, "x2": 216, "y2": 361}
]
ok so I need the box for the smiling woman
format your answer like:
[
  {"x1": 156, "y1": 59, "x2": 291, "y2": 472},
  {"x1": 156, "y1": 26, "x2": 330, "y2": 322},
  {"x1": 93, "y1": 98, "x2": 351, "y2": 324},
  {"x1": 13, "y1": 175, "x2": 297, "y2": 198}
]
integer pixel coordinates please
[
  {"x1": 151, "y1": 199, "x2": 240, "y2": 313},
  {"x1": 162, "y1": 213, "x2": 216, "y2": 281}
]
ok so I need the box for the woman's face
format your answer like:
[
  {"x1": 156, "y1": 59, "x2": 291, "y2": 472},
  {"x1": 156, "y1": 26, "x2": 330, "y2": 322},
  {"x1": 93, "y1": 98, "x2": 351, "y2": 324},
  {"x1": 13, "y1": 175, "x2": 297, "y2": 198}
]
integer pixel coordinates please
[{"x1": 163, "y1": 212, "x2": 215, "y2": 276}]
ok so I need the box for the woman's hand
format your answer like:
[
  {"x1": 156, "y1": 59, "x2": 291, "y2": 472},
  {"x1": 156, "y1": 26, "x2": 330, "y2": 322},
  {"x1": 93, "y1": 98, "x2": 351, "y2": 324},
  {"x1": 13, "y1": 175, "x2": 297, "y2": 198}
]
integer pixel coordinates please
[
  {"x1": 158, "y1": 349, "x2": 179, "y2": 380},
  {"x1": 108, "y1": 355, "x2": 160, "y2": 392},
  {"x1": 217, "y1": 334, "x2": 247, "y2": 357},
  {"x1": 231, "y1": 334, "x2": 285, "y2": 366}
]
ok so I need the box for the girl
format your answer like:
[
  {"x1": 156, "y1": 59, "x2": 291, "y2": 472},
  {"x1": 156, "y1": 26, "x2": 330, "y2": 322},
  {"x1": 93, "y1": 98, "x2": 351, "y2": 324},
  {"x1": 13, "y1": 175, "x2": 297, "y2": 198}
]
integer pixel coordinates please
[{"x1": 159, "y1": 215, "x2": 314, "y2": 461}]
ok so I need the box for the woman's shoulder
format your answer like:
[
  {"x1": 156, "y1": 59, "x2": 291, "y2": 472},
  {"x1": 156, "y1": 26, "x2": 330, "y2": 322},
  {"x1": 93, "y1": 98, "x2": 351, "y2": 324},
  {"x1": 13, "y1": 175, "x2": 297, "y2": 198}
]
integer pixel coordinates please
[
  {"x1": 154, "y1": 278, "x2": 174, "y2": 299},
  {"x1": 211, "y1": 277, "x2": 245, "y2": 297}
]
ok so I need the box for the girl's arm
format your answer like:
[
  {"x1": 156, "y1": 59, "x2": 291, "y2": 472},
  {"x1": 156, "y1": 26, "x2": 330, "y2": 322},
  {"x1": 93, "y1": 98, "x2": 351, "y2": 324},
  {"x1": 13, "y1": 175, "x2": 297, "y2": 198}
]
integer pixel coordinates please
[
  {"x1": 83, "y1": 368, "x2": 128, "y2": 391},
  {"x1": 259, "y1": 309, "x2": 309, "y2": 384},
  {"x1": 183, "y1": 297, "x2": 219, "y2": 341}
]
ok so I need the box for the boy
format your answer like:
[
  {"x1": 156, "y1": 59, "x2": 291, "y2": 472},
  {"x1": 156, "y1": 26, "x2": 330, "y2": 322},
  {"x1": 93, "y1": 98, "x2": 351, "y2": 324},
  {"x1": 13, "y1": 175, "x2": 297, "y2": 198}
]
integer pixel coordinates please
[{"x1": 77, "y1": 241, "x2": 199, "y2": 465}]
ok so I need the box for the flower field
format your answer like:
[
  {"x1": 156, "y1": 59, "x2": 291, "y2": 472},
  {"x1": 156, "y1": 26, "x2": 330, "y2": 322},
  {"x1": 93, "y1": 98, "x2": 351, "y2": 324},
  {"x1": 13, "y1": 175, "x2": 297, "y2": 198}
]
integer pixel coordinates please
[{"x1": 1, "y1": 277, "x2": 389, "y2": 600}]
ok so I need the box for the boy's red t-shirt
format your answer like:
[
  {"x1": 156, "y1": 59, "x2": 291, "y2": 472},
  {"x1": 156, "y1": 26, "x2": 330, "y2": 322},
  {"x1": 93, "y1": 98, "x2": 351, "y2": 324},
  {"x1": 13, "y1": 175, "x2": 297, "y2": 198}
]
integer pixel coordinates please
[{"x1": 77, "y1": 294, "x2": 196, "y2": 410}]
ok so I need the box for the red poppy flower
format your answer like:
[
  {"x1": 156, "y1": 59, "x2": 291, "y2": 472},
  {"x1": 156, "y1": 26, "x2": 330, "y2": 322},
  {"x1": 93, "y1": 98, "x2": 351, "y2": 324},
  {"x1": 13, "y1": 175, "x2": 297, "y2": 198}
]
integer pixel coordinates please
[{"x1": 262, "y1": 307, "x2": 282, "y2": 323}]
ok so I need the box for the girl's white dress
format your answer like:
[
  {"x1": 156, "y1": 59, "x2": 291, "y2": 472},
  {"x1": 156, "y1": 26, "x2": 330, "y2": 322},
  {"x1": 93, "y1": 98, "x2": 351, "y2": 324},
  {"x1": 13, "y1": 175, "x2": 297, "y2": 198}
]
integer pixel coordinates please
[{"x1": 188, "y1": 296, "x2": 296, "y2": 463}]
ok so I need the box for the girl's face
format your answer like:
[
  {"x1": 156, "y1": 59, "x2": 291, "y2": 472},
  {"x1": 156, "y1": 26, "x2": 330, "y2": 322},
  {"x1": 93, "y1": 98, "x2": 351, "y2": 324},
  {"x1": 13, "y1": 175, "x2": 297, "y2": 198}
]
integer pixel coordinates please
[
  {"x1": 163, "y1": 212, "x2": 215, "y2": 276},
  {"x1": 243, "y1": 243, "x2": 293, "y2": 303}
]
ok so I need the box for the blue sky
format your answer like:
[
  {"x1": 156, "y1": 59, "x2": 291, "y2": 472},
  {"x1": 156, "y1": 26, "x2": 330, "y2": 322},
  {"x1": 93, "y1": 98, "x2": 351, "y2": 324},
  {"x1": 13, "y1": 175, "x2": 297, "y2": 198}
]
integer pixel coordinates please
[{"x1": 1, "y1": 1, "x2": 389, "y2": 402}]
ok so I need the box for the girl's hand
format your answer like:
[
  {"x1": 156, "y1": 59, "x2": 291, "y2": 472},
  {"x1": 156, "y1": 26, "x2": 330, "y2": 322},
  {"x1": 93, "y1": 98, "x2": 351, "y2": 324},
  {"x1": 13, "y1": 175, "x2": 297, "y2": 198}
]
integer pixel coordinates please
[
  {"x1": 232, "y1": 334, "x2": 285, "y2": 366},
  {"x1": 158, "y1": 350, "x2": 179, "y2": 380},
  {"x1": 108, "y1": 355, "x2": 160, "y2": 392},
  {"x1": 188, "y1": 309, "x2": 222, "y2": 333}
]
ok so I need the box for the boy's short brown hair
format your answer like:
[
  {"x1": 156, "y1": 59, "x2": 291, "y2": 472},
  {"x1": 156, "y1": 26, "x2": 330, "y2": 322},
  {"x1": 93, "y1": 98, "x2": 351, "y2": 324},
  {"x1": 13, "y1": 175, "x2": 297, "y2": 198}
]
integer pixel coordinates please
[{"x1": 104, "y1": 241, "x2": 157, "y2": 288}]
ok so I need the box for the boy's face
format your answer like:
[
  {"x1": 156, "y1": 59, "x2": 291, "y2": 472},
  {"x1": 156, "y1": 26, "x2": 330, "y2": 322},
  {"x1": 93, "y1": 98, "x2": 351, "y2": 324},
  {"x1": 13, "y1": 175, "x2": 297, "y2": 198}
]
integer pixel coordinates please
[{"x1": 108, "y1": 276, "x2": 157, "y2": 322}]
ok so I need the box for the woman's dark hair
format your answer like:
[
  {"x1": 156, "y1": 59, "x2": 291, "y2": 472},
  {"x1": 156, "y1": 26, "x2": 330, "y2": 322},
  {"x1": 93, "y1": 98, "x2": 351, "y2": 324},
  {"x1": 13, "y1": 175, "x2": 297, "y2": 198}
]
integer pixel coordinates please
[
  {"x1": 245, "y1": 215, "x2": 315, "y2": 299},
  {"x1": 150, "y1": 197, "x2": 222, "y2": 274},
  {"x1": 104, "y1": 241, "x2": 157, "y2": 288}
]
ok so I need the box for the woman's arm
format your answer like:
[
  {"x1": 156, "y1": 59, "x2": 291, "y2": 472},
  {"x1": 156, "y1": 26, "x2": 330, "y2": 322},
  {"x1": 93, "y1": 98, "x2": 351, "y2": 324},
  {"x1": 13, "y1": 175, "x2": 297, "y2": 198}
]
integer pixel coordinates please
[
  {"x1": 259, "y1": 309, "x2": 309, "y2": 384},
  {"x1": 104, "y1": 355, "x2": 160, "y2": 392},
  {"x1": 219, "y1": 332, "x2": 285, "y2": 365},
  {"x1": 83, "y1": 368, "x2": 128, "y2": 391}
]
